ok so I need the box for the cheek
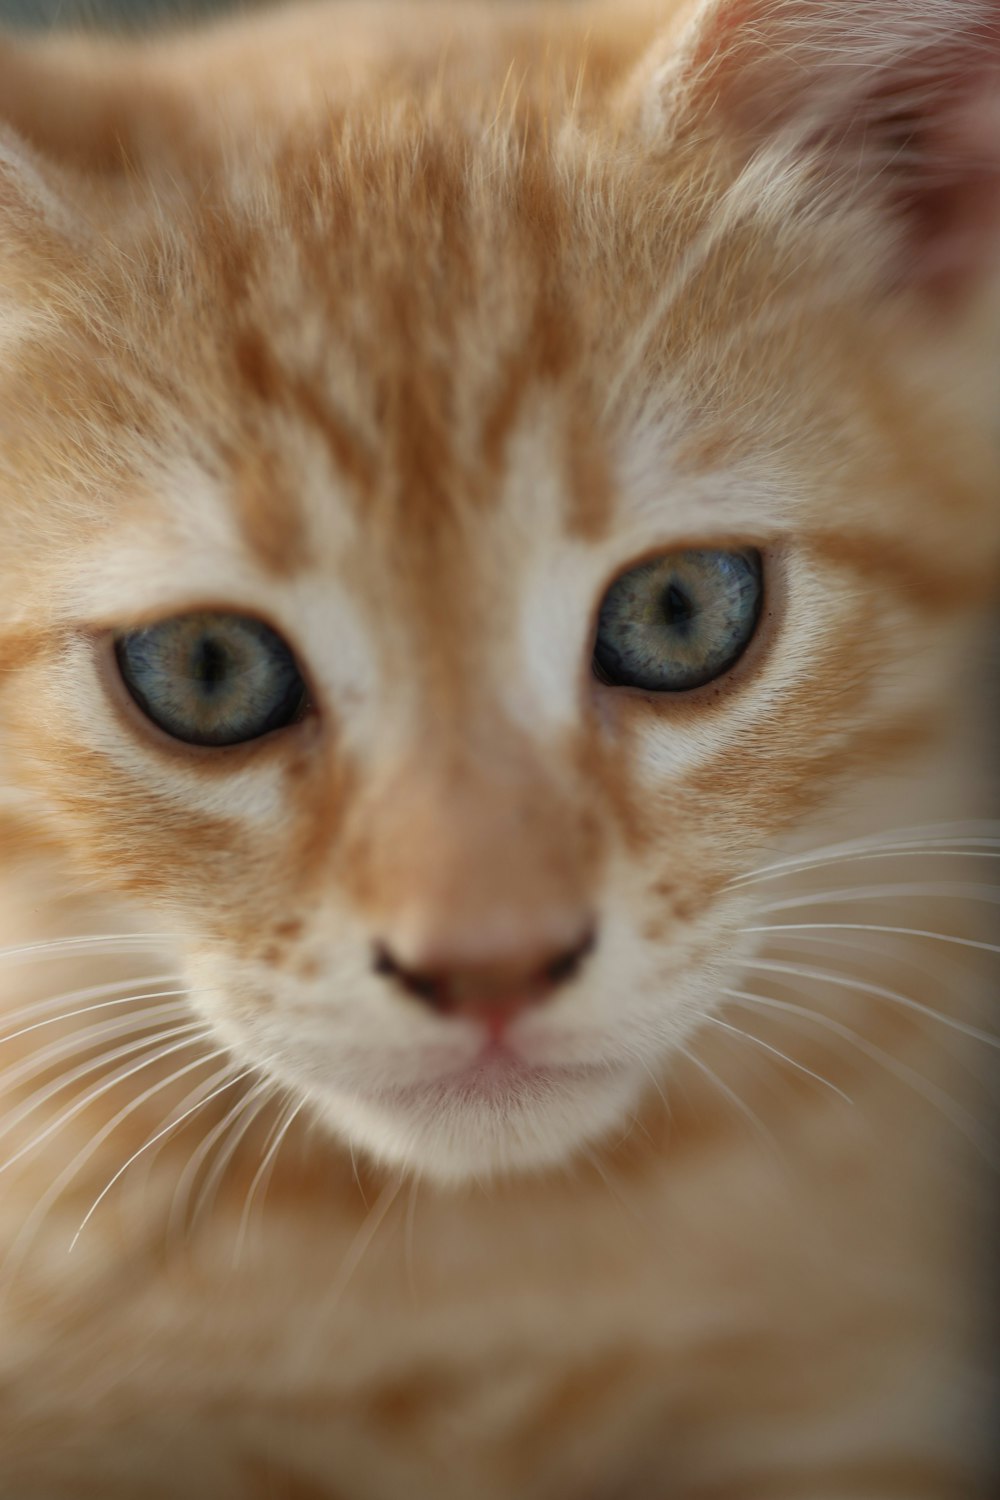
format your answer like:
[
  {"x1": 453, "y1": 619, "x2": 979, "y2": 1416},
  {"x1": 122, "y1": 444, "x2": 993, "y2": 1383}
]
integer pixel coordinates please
[{"x1": 9, "y1": 642, "x2": 349, "y2": 918}]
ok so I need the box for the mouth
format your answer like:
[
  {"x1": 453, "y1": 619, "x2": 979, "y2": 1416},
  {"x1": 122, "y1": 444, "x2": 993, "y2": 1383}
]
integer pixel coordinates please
[
  {"x1": 312, "y1": 1036, "x2": 642, "y2": 1181},
  {"x1": 370, "y1": 1041, "x2": 618, "y2": 1111}
]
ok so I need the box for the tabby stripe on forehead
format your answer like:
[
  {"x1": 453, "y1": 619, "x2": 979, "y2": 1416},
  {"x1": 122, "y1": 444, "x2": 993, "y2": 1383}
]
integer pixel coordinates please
[{"x1": 232, "y1": 326, "x2": 376, "y2": 575}]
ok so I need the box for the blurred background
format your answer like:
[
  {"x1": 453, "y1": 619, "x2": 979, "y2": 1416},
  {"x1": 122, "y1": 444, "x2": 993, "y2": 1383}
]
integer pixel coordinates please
[{"x1": 0, "y1": 0, "x2": 223, "y2": 27}]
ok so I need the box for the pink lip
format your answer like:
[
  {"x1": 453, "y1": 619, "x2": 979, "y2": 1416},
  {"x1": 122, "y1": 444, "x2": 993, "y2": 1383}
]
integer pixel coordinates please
[{"x1": 379, "y1": 1044, "x2": 608, "y2": 1108}]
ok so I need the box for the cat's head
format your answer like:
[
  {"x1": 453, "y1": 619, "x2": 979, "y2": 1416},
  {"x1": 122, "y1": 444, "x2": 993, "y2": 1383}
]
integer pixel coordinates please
[{"x1": 1, "y1": 0, "x2": 999, "y2": 1182}]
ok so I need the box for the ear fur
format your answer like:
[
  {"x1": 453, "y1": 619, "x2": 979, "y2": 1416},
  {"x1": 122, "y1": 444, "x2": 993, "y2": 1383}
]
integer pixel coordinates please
[
  {"x1": 0, "y1": 34, "x2": 172, "y2": 175},
  {"x1": 0, "y1": 127, "x2": 69, "y2": 237},
  {"x1": 640, "y1": 0, "x2": 1000, "y2": 300},
  {"x1": 0, "y1": 36, "x2": 127, "y2": 257}
]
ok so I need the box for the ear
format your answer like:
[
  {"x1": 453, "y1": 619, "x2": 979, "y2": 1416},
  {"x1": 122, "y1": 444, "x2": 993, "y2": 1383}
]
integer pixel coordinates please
[
  {"x1": 0, "y1": 30, "x2": 200, "y2": 269},
  {"x1": 0, "y1": 37, "x2": 123, "y2": 257},
  {"x1": 638, "y1": 0, "x2": 1000, "y2": 302},
  {"x1": 0, "y1": 126, "x2": 76, "y2": 246},
  {"x1": 0, "y1": 33, "x2": 178, "y2": 176}
]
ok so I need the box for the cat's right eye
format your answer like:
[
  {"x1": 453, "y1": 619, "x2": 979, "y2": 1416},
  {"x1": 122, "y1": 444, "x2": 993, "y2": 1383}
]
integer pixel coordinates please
[
  {"x1": 114, "y1": 612, "x2": 307, "y2": 747},
  {"x1": 593, "y1": 548, "x2": 763, "y2": 693}
]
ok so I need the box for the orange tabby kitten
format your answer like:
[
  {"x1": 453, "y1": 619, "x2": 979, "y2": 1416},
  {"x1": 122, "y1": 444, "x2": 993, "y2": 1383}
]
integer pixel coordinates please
[{"x1": 0, "y1": 0, "x2": 998, "y2": 1494}]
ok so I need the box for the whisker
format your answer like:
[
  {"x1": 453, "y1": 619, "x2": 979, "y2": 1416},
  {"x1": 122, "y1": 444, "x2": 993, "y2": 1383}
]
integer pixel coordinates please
[
  {"x1": 731, "y1": 824, "x2": 1000, "y2": 886},
  {"x1": 347, "y1": 1138, "x2": 368, "y2": 1207},
  {"x1": 703, "y1": 1012, "x2": 853, "y2": 1104},
  {"x1": 757, "y1": 881, "x2": 1000, "y2": 914},
  {"x1": 722, "y1": 988, "x2": 995, "y2": 1164},
  {"x1": 69, "y1": 1063, "x2": 255, "y2": 1252},
  {"x1": 0, "y1": 972, "x2": 182, "y2": 1040},
  {"x1": 0, "y1": 995, "x2": 193, "y2": 1084},
  {"x1": 324, "y1": 1176, "x2": 403, "y2": 1310},
  {"x1": 0, "y1": 934, "x2": 177, "y2": 966},
  {"x1": 627, "y1": 1049, "x2": 671, "y2": 1114},
  {"x1": 0, "y1": 1050, "x2": 230, "y2": 1287},
  {"x1": 0, "y1": 1010, "x2": 199, "y2": 1145},
  {"x1": 578, "y1": 1145, "x2": 655, "y2": 1238},
  {"x1": 167, "y1": 1081, "x2": 272, "y2": 1245},
  {"x1": 741, "y1": 956, "x2": 1000, "y2": 1049},
  {"x1": 674, "y1": 1042, "x2": 782, "y2": 1162},
  {"x1": 0, "y1": 1026, "x2": 211, "y2": 1177},
  {"x1": 743, "y1": 923, "x2": 1000, "y2": 956},
  {"x1": 403, "y1": 1169, "x2": 422, "y2": 1306},
  {"x1": 232, "y1": 1095, "x2": 304, "y2": 1268},
  {"x1": 192, "y1": 1083, "x2": 278, "y2": 1235},
  {"x1": 734, "y1": 845, "x2": 1000, "y2": 888}
]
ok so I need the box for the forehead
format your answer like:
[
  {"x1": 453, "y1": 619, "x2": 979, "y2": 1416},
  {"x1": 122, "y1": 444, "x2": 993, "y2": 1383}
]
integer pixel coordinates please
[
  {"x1": 116, "y1": 125, "x2": 632, "y2": 579},
  {"x1": 23, "y1": 93, "x2": 993, "y2": 631}
]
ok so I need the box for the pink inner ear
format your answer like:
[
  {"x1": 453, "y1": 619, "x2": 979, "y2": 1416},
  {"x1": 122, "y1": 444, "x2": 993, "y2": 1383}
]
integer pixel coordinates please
[
  {"x1": 684, "y1": 0, "x2": 1000, "y2": 299},
  {"x1": 903, "y1": 65, "x2": 1000, "y2": 294}
]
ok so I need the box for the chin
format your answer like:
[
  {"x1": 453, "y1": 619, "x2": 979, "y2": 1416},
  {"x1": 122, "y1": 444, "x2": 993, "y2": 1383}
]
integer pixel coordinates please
[{"x1": 317, "y1": 1056, "x2": 645, "y2": 1185}]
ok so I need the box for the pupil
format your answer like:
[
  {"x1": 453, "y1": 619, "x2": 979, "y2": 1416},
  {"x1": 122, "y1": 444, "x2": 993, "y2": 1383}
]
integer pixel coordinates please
[
  {"x1": 192, "y1": 636, "x2": 230, "y2": 688},
  {"x1": 662, "y1": 582, "x2": 694, "y2": 629}
]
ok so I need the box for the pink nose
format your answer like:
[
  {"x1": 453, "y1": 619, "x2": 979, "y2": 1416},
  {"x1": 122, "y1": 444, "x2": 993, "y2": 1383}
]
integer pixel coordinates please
[{"x1": 373, "y1": 924, "x2": 596, "y2": 1026}]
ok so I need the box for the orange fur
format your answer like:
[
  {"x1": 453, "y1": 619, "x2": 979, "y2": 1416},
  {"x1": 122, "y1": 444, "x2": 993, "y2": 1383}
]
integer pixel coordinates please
[{"x1": 0, "y1": 1, "x2": 999, "y2": 1495}]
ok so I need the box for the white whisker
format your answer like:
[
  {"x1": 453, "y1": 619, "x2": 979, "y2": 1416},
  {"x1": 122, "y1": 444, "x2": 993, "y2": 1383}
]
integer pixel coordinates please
[
  {"x1": 0, "y1": 933, "x2": 177, "y2": 966},
  {"x1": 723, "y1": 988, "x2": 995, "y2": 1164},
  {"x1": 579, "y1": 1145, "x2": 654, "y2": 1238},
  {"x1": 735, "y1": 845, "x2": 1000, "y2": 888},
  {"x1": 403, "y1": 1169, "x2": 422, "y2": 1306},
  {"x1": 0, "y1": 972, "x2": 181, "y2": 1040},
  {"x1": 675, "y1": 1042, "x2": 782, "y2": 1162},
  {"x1": 192, "y1": 1083, "x2": 277, "y2": 1234},
  {"x1": 0, "y1": 1026, "x2": 211, "y2": 1176},
  {"x1": 0, "y1": 1050, "x2": 230, "y2": 1286},
  {"x1": 704, "y1": 1012, "x2": 853, "y2": 1104},
  {"x1": 324, "y1": 1176, "x2": 403, "y2": 1310},
  {"x1": 757, "y1": 881, "x2": 1000, "y2": 914},
  {"x1": 741, "y1": 956, "x2": 1000, "y2": 1049},
  {"x1": 69, "y1": 1063, "x2": 256, "y2": 1252},
  {"x1": 167, "y1": 1081, "x2": 272, "y2": 1245},
  {"x1": 0, "y1": 999, "x2": 194, "y2": 1100},
  {"x1": 743, "y1": 922, "x2": 1000, "y2": 956},
  {"x1": 232, "y1": 1096, "x2": 304, "y2": 1267},
  {"x1": 731, "y1": 823, "x2": 1000, "y2": 886}
]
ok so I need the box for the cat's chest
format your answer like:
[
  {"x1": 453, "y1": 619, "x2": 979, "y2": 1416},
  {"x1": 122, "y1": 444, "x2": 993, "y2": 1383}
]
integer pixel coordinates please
[
  {"x1": 0, "y1": 1088, "x2": 963, "y2": 1499},
  {"x1": 0, "y1": 1170, "x2": 689, "y2": 1496},
  {"x1": 8, "y1": 1122, "x2": 838, "y2": 1403}
]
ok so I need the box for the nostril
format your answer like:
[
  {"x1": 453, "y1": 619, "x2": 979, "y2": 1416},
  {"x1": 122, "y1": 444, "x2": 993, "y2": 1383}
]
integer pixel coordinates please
[
  {"x1": 371, "y1": 923, "x2": 597, "y2": 1019},
  {"x1": 372, "y1": 942, "x2": 445, "y2": 1007},
  {"x1": 544, "y1": 925, "x2": 596, "y2": 986}
]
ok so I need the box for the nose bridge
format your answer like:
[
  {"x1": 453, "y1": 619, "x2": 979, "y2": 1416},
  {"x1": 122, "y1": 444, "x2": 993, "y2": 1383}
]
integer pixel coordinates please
[{"x1": 343, "y1": 719, "x2": 599, "y2": 968}]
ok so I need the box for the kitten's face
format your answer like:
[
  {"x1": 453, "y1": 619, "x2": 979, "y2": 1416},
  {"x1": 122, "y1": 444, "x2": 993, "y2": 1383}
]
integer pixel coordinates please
[{"x1": 2, "y1": 1, "x2": 999, "y2": 1182}]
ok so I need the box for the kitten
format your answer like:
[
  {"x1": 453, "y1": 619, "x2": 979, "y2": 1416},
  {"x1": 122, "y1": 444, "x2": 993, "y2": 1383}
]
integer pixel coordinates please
[{"x1": 1, "y1": 0, "x2": 999, "y2": 1494}]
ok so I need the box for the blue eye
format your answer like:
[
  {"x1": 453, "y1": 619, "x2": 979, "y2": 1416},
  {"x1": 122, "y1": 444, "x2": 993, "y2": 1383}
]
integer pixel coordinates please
[
  {"x1": 593, "y1": 548, "x2": 763, "y2": 692},
  {"x1": 115, "y1": 613, "x2": 307, "y2": 746}
]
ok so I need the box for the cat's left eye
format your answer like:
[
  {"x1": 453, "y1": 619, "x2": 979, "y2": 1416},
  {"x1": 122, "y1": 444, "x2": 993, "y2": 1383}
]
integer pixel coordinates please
[
  {"x1": 114, "y1": 612, "x2": 307, "y2": 747},
  {"x1": 593, "y1": 548, "x2": 763, "y2": 693}
]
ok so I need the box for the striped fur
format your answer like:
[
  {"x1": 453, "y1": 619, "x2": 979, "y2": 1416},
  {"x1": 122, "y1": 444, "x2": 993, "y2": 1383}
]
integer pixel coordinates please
[{"x1": 0, "y1": 1, "x2": 998, "y2": 1494}]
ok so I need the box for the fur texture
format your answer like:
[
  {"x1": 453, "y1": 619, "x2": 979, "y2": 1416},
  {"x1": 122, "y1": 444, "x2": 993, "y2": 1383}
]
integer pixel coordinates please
[{"x1": 0, "y1": 1, "x2": 999, "y2": 1494}]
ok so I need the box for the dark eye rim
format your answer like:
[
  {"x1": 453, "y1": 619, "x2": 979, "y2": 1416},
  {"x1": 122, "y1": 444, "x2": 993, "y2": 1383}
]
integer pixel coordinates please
[
  {"x1": 589, "y1": 543, "x2": 774, "y2": 700},
  {"x1": 98, "y1": 609, "x2": 315, "y2": 758}
]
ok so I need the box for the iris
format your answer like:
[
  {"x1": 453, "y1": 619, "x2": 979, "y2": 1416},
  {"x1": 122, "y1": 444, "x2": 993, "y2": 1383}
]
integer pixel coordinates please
[
  {"x1": 115, "y1": 612, "x2": 306, "y2": 746},
  {"x1": 593, "y1": 549, "x2": 762, "y2": 692}
]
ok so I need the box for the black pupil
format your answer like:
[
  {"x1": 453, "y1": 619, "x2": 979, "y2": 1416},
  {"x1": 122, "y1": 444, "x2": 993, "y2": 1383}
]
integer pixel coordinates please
[
  {"x1": 662, "y1": 583, "x2": 694, "y2": 630},
  {"x1": 193, "y1": 636, "x2": 231, "y2": 689}
]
